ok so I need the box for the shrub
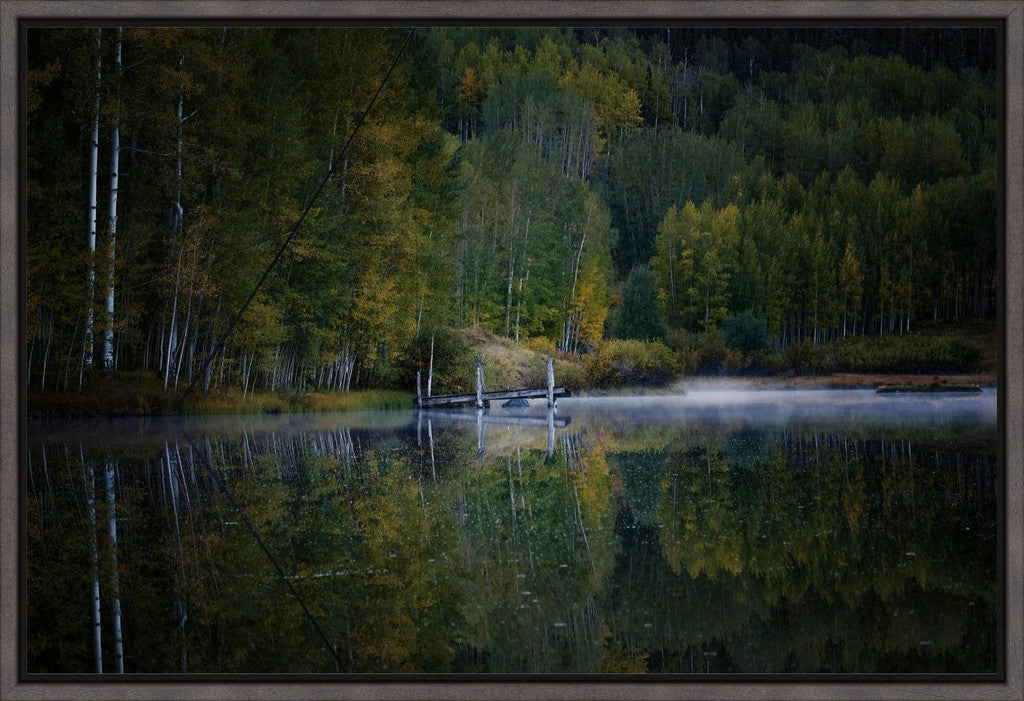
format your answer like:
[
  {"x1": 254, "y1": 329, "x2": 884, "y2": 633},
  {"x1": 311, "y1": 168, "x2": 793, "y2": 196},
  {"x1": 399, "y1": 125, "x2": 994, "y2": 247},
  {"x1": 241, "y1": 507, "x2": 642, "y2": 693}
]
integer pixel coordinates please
[
  {"x1": 401, "y1": 328, "x2": 473, "y2": 393},
  {"x1": 791, "y1": 333, "x2": 982, "y2": 374},
  {"x1": 720, "y1": 311, "x2": 771, "y2": 354},
  {"x1": 673, "y1": 330, "x2": 729, "y2": 374},
  {"x1": 585, "y1": 339, "x2": 678, "y2": 387},
  {"x1": 523, "y1": 336, "x2": 558, "y2": 356},
  {"x1": 552, "y1": 358, "x2": 588, "y2": 392},
  {"x1": 748, "y1": 350, "x2": 791, "y2": 375}
]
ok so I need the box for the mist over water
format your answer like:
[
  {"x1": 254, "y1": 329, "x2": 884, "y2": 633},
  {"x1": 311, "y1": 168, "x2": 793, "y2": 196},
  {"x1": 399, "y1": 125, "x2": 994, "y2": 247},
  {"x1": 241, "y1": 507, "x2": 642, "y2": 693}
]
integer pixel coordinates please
[{"x1": 559, "y1": 388, "x2": 997, "y2": 429}]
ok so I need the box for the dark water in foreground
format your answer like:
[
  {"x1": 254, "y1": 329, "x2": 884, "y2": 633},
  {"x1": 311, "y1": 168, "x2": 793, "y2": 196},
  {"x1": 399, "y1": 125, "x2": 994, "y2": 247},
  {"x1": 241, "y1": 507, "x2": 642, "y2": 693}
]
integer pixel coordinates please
[{"x1": 27, "y1": 389, "x2": 998, "y2": 674}]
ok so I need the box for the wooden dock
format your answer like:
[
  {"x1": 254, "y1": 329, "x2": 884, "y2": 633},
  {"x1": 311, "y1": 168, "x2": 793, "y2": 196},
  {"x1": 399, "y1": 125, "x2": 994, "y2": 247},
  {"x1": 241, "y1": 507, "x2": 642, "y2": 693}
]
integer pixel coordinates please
[
  {"x1": 416, "y1": 357, "x2": 570, "y2": 409},
  {"x1": 418, "y1": 386, "x2": 571, "y2": 408}
]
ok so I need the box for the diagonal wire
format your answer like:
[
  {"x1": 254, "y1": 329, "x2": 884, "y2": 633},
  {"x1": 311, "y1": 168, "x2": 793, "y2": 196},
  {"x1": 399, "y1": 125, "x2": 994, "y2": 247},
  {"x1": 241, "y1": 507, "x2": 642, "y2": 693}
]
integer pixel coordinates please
[
  {"x1": 177, "y1": 28, "x2": 416, "y2": 409},
  {"x1": 179, "y1": 428, "x2": 344, "y2": 670}
]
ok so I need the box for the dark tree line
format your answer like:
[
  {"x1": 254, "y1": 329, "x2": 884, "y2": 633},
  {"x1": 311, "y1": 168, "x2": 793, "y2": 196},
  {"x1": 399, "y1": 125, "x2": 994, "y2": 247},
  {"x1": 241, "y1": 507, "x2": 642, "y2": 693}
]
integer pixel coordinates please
[{"x1": 26, "y1": 26, "x2": 997, "y2": 397}]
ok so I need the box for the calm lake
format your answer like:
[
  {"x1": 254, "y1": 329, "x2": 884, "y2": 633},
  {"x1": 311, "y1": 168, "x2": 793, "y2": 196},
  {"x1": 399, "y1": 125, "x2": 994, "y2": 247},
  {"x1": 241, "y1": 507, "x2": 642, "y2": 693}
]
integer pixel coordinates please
[{"x1": 27, "y1": 389, "x2": 998, "y2": 675}]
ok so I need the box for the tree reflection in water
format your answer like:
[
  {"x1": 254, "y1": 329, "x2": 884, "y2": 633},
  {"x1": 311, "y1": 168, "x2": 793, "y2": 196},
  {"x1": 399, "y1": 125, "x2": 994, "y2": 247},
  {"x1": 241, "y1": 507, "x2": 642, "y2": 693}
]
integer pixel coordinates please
[{"x1": 27, "y1": 398, "x2": 997, "y2": 673}]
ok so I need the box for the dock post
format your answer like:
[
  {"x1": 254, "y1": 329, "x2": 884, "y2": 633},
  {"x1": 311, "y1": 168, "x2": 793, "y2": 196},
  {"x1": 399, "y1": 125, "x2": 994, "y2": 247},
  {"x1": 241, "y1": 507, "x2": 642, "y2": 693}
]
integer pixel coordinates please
[
  {"x1": 427, "y1": 334, "x2": 434, "y2": 397},
  {"x1": 547, "y1": 407, "x2": 555, "y2": 457},
  {"x1": 477, "y1": 408, "x2": 485, "y2": 455},
  {"x1": 427, "y1": 418, "x2": 436, "y2": 480},
  {"x1": 416, "y1": 370, "x2": 422, "y2": 408},
  {"x1": 476, "y1": 360, "x2": 485, "y2": 409},
  {"x1": 546, "y1": 357, "x2": 555, "y2": 408}
]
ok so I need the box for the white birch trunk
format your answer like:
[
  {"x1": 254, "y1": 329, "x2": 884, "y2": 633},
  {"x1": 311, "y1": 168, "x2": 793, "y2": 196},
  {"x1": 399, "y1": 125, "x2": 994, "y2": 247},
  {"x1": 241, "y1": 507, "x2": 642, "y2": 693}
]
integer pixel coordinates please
[
  {"x1": 41, "y1": 317, "x2": 52, "y2": 392},
  {"x1": 327, "y1": 110, "x2": 339, "y2": 173},
  {"x1": 504, "y1": 247, "x2": 515, "y2": 338},
  {"x1": 173, "y1": 287, "x2": 193, "y2": 388},
  {"x1": 104, "y1": 461, "x2": 124, "y2": 673},
  {"x1": 163, "y1": 250, "x2": 182, "y2": 390},
  {"x1": 427, "y1": 334, "x2": 434, "y2": 398},
  {"x1": 84, "y1": 29, "x2": 102, "y2": 377},
  {"x1": 83, "y1": 451, "x2": 103, "y2": 673},
  {"x1": 563, "y1": 219, "x2": 589, "y2": 351},
  {"x1": 103, "y1": 29, "x2": 122, "y2": 372},
  {"x1": 514, "y1": 275, "x2": 525, "y2": 344},
  {"x1": 164, "y1": 59, "x2": 186, "y2": 390}
]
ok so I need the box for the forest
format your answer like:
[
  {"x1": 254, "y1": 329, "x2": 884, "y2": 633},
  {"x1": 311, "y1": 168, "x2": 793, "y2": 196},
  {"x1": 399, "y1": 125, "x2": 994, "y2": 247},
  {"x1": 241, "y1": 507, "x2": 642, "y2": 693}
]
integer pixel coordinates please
[{"x1": 25, "y1": 26, "x2": 998, "y2": 408}]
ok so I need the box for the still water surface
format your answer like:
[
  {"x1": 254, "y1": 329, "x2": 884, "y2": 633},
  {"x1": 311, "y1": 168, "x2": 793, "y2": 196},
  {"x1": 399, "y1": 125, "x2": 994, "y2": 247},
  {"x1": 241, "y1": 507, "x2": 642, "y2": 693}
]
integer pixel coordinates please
[{"x1": 27, "y1": 389, "x2": 998, "y2": 674}]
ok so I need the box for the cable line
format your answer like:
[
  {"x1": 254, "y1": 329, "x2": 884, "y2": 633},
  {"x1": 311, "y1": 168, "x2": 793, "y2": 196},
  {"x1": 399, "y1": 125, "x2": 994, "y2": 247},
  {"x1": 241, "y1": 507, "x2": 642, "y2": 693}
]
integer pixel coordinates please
[
  {"x1": 176, "y1": 28, "x2": 415, "y2": 409},
  {"x1": 177, "y1": 429, "x2": 344, "y2": 670}
]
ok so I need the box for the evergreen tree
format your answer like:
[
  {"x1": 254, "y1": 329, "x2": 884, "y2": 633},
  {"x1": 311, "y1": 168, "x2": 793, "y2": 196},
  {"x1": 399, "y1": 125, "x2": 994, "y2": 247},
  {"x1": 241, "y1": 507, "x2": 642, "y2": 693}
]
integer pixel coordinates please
[{"x1": 611, "y1": 265, "x2": 669, "y2": 342}]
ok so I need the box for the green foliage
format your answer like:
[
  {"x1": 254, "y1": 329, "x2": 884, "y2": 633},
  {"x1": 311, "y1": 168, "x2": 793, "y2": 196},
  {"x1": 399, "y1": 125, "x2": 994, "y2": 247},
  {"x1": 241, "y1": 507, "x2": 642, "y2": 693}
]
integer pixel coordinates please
[
  {"x1": 611, "y1": 265, "x2": 669, "y2": 342},
  {"x1": 604, "y1": 129, "x2": 751, "y2": 269},
  {"x1": 672, "y1": 329, "x2": 729, "y2": 374},
  {"x1": 454, "y1": 132, "x2": 616, "y2": 348},
  {"x1": 791, "y1": 333, "x2": 982, "y2": 374},
  {"x1": 27, "y1": 370, "x2": 176, "y2": 418},
  {"x1": 720, "y1": 311, "x2": 771, "y2": 354},
  {"x1": 25, "y1": 26, "x2": 998, "y2": 412},
  {"x1": 584, "y1": 339, "x2": 677, "y2": 387},
  {"x1": 27, "y1": 408, "x2": 997, "y2": 672}
]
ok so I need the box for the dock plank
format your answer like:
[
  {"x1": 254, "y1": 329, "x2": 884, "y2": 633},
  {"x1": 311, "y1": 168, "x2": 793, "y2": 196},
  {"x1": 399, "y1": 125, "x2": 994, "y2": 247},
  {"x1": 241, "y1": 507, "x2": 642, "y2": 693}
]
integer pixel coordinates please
[{"x1": 418, "y1": 387, "x2": 570, "y2": 408}]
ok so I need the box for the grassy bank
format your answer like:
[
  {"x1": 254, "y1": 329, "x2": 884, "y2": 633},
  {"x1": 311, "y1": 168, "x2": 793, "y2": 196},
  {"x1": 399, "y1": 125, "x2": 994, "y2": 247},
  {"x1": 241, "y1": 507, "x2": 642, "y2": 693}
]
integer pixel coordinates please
[
  {"x1": 439, "y1": 328, "x2": 677, "y2": 393},
  {"x1": 436, "y1": 327, "x2": 994, "y2": 399},
  {"x1": 182, "y1": 388, "x2": 412, "y2": 416},
  {"x1": 28, "y1": 371, "x2": 411, "y2": 419}
]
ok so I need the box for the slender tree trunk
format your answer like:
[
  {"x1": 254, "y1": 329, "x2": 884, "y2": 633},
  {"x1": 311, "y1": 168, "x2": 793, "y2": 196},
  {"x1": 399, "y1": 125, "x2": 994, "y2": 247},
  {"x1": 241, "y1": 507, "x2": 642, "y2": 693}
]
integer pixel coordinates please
[
  {"x1": 164, "y1": 60, "x2": 186, "y2": 389},
  {"x1": 163, "y1": 250, "x2": 182, "y2": 390},
  {"x1": 327, "y1": 109, "x2": 339, "y2": 173},
  {"x1": 504, "y1": 245, "x2": 515, "y2": 338},
  {"x1": 427, "y1": 334, "x2": 434, "y2": 398},
  {"x1": 28, "y1": 330, "x2": 35, "y2": 392},
  {"x1": 84, "y1": 29, "x2": 103, "y2": 381},
  {"x1": 514, "y1": 273, "x2": 526, "y2": 343},
  {"x1": 202, "y1": 332, "x2": 216, "y2": 392},
  {"x1": 104, "y1": 461, "x2": 124, "y2": 673},
  {"x1": 173, "y1": 287, "x2": 193, "y2": 388},
  {"x1": 83, "y1": 450, "x2": 103, "y2": 673},
  {"x1": 102, "y1": 29, "x2": 122, "y2": 372},
  {"x1": 40, "y1": 318, "x2": 53, "y2": 392}
]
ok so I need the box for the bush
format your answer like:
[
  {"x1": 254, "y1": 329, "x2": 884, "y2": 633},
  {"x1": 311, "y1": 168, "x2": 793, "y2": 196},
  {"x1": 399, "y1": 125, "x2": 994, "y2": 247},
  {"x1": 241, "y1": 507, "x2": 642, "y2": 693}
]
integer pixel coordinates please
[
  {"x1": 401, "y1": 328, "x2": 473, "y2": 393},
  {"x1": 552, "y1": 358, "x2": 588, "y2": 392},
  {"x1": 720, "y1": 311, "x2": 771, "y2": 354},
  {"x1": 585, "y1": 339, "x2": 678, "y2": 387},
  {"x1": 28, "y1": 370, "x2": 176, "y2": 418},
  {"x1": 673, "y1": 330, "x2": 729, "y2": 374},
  {"x1": 791, "y1": 333, "x2": 982, "y2": 374},
  {"x1": 523, "y1": 336, "x2": 558, "y2": 356},
  {"x1": 748, "y1": 350, "x2": 791, "y2": 375}
]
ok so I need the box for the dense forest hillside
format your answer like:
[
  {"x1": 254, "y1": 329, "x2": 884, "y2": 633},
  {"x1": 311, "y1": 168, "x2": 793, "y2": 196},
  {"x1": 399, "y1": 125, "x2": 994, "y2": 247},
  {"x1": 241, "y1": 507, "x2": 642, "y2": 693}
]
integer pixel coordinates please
[{"x1": 26, "y1": 27, "x2": 997, "y2": 401}]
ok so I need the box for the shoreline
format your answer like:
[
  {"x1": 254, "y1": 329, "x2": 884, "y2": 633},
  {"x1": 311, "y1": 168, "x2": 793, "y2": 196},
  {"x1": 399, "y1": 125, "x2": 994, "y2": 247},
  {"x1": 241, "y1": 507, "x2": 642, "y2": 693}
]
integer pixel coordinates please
[{"x1": 27, "y1": 372, "x2": 999, "y2": 420}]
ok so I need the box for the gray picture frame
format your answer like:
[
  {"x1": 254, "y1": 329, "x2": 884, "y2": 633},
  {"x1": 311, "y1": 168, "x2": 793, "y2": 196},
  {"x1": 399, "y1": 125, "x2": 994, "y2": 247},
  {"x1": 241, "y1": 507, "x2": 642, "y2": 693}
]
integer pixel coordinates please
[{"x1": 1, "y1": 2, "x2": 1021, "y2": 699}]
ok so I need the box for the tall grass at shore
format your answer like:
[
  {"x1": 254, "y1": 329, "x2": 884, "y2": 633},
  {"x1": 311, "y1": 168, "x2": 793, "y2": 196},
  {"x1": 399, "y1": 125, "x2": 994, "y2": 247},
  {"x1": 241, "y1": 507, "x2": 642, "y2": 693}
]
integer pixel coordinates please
[{"x1": 28, "y1": 370, "x2": 411, "y2": 418}]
